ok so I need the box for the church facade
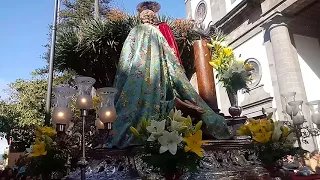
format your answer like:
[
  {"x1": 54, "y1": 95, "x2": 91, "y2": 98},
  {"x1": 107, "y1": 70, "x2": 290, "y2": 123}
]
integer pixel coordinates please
[{"x1": 185, "y1": 0, "x2": 320, "y2": 150}]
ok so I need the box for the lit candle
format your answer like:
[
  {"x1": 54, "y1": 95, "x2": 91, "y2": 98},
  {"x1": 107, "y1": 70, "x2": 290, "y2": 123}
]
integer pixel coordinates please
[
  {"x1": 76, "y1": 94, "x2": 93, "y2": 109},
  {"x1": 99, "y1": 106, "x2": 116, "y2": 123},
  {"x1": 52, "y1": 107, "x2": 72, "y2": 125}
]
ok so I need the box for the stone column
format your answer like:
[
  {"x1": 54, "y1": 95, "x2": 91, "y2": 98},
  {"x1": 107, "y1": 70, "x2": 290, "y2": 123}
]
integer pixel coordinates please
[
  {"x1": 265, "y1": 14, "x2": 316, "y2": 150},
  {"x1": 193, "y1": 40, "x2": 219, "y2": 112}
]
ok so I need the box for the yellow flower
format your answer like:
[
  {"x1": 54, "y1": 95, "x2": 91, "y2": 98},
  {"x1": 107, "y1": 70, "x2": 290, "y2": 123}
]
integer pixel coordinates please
[
  {"x1": 266, "y1": 112, "x2": 274, "y2": 121},
  {"x1": 184, "y1": 130, "x2": 207, "y2": 157},
  {"x1": 35, "y1": 125, "x2": 43, "y2": 137},
  {"x1": 248, "y1": 119, "x2": 259, "y2": 125},
  {"x1": 40, "y1": 126, "x2": 57, "y2": 137},
  {"x1": 141, "y1": 119, "x2": 147, "y2": 130},
  {"x1": 252, "y1": 128, "x2": 272, "y2": 143},
  {"x1": 260, "y1": 119, "x2": 274, "y2": 132},
  {"x1": 281, "y1": 126, "x2": 290, "y2": 138},
  {"x1": 215, "y1": 58, "x2": 222, "y2": 66},
  {"x1": 237, "y1": 125, "x2": 251, "y2": 136},
  {"x1": 244, "y1": 63, "x2": 254, "y2": 71},
  {"x1": 92, "y1": 96, "x2": 101, "y2": 110},
  {"x1": 183, "y1": 116, "x2": 192, "y2": 127},
  {"x1": 209, "y1": 61, "x2": 216, "y2": 68},
  {"x1": 247, "y1": 122, "x2": 262, "y2": 133},
  {"x1": 194, "y1": 121, "x2": 203, "y2": 132},
  {"x1": 130, "y1": 127, "x2": 140, "y2": 137},
  {"x1": 35, "y1": 138, "x2": 41, "y2": 145},
  {"x1": 29, "y1": 141, "x2": 47, "y2": 157},
  {"x1": 35, "y1": 130, "x2": 42, "y2": 137},
  {"x1": 207, "y1": 43, "x2": 214, "y2": 49},
  {"x1": 223, "y1": 47, "x2": 233, "y2": 57},
  {"x1": 209, "y1": 58, "x2": 222, "y2": 69}
]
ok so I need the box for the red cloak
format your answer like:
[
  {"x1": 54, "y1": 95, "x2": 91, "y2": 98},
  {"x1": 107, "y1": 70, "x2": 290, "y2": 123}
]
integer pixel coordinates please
[{"x1": 158, "y1": 22, "x2": 184, "y2": 67}]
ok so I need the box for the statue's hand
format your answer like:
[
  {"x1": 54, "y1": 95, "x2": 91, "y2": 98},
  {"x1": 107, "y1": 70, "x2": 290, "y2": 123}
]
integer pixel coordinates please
[
  {"x1": 184, "y1": 100, "x2": 206, "y2": 114},
  {"x1": 174, "y1": 98, "x2": 205, "y2": 120}
]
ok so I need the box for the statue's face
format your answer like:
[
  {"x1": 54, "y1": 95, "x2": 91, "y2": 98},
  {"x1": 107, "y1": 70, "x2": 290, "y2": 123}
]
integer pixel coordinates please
[{"x1": 139, "y1": 9, "x2": 157, "y2": 24}]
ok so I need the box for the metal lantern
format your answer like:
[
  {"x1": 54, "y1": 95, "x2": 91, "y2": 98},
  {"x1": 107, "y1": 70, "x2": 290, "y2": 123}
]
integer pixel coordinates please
[
  {"x1": 288, "y1": 100, "x2": 304, "y2": 125},
  {"x1": 306, "y1": 100, "x2": 320, "y2": 126},
  {"x1": 97, "y1": 87, "x2": 117, "y2": 130},
  {"x1": 281, "y1": 92, "x2": 297, "y2": 117},
  {"x1": 75, "y1": 76, "x2": 96, "y2": 110},
  {"x1": 52, "y1": 86, "x2": 76, "y2": 131}
]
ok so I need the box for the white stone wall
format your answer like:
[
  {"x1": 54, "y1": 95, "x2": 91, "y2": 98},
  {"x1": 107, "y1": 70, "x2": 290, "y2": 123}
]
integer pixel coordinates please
[{"x1": 225, "y1": 0, "x2": 244, "y2": 12}]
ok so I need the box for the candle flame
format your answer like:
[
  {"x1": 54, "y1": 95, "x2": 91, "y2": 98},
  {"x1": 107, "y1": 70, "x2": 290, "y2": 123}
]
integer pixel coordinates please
[
  {"x1": 81, "y1": 98, "x2": 87, "y2": 103},
  {"x1": 106, "y1": 111, "x2": 111, "y2": 116},
  {"x1": 58, "y1": 112, "x2": 64, "y2": 117}
]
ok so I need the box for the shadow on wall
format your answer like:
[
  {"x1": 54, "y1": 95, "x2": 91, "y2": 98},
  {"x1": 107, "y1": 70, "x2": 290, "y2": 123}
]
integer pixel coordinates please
[
  {"x1": 294, "y1": 35, "x2": 320, "y2": 80},
  {"x1": 293, "y1": 34, "x2": 320, "y2": 102}
]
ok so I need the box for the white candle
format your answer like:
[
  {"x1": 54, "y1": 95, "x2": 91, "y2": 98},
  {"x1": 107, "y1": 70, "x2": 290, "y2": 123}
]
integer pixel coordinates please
[
  {"x1": 99, "y1": 106, "x2": 117, "y2": 123},
  {"x1": 52, "y1": 107, "x2": 72, "y2": 125},
  {"x1": 76, "y1": 94, "x2": 93, "y2": 109}
]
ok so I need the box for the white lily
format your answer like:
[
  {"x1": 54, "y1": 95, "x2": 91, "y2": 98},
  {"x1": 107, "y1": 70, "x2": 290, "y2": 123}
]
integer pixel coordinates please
[
  {"x1": 158, "y1": 131, "x2": 183, "y2": 155},
  {"x1": 169, "y1": 109, "x2": 186, "y2": 122},
  {"x1": 272, "y1": 121, "x2": 283, "y2": 141},
  {"x1": 146, "y1": 120, "x2": 166, "y2": 141},
  {"x1": 171, "y1": 120, "x2": 187, "y2": 132}
]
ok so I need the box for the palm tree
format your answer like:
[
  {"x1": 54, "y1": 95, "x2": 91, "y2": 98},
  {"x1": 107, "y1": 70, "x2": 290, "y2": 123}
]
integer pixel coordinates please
[{"x1": 53, "y1": 9, "x2": 211, "y2": 88}]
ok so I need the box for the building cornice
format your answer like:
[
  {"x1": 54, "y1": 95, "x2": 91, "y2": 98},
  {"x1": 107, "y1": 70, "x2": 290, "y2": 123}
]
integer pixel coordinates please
[
  {"x1": 213, "y1": 0, "x2": 249, "y2": 30},
  {"x1": 210, "y1": 0, "x2": 318, "y2": 46}
]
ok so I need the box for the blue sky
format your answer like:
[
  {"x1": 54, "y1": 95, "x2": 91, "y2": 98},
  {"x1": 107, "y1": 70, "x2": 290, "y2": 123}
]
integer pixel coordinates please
[{"x1": 0, "y1": 0, "x2": 186, "y2": 99}]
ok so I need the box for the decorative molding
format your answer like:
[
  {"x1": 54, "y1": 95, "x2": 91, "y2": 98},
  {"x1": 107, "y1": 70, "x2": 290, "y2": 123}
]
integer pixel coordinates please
[
  {"x1": 241, "y1": 84, "x2": 274, "y2": 118},
  {"x1": 195, "y1": 0, "x2": 207, "y2": 23},
  {"x1": 242, "y1": 97, "x2": 273, "y2": 110},
  {"x1": 245, "y1": 58, "x2": 262, "y2": 88}
]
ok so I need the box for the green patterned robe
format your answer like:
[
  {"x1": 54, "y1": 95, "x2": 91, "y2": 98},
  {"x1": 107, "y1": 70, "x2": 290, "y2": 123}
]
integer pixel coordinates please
[{"x1": 109, "y1": 24, "x2": 231, "y2": 148}]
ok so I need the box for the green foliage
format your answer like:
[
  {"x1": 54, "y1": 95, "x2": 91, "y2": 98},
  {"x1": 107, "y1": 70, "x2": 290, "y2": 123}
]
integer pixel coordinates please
[
  {"x1": 17, "y1": 126, "x2": 68, "y2": 176},
  {"x1": 0, "y1": 72, "x2": 74, "y2": 150},
  {"x1": 59, "y1": 0, "x2": 111, "y2": 27},
  {"x1": 255, "y1": 142, "x2": 305, "y2": 166},
  {"x1": 6, "y1": 72, "x2": 74, "y2": 126},
  {"x1": 0, "y1": 101, "x2": 19, "y2": 133},
  {"x1": 25, "y1": 147, "x2": 67, "y2": 176},
  {"x1": 221, "y1": 71, "x2": 249, "y2": 93},
  {"x1": 143, "y1": 141, "x2": 202, "y2": 176}
]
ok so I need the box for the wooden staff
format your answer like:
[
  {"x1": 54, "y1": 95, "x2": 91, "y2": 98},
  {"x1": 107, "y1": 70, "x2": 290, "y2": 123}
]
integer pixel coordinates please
[{"x1": 193, "y1": 40, "x2": 219, "y2": 112}]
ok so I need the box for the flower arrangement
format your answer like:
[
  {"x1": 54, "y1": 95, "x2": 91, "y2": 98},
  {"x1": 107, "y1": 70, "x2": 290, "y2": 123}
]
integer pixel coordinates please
[
  {"x1": 22, "y1": 126, "x2": 68, "y2": 177},
  {"x1": 237, "y1": 113, "x2": 302, "y2": 166},
  {"x1": 130, "y1": 109, "x2": 208, "y2": 177},
  {"x1": 207, "y1": 38, "x2": 252, "y2": 94}
]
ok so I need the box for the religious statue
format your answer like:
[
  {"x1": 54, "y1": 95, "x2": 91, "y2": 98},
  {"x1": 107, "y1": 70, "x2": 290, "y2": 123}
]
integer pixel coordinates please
[{"x1": 108, "y1": 1, "x2": 232, "y2": 149}]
